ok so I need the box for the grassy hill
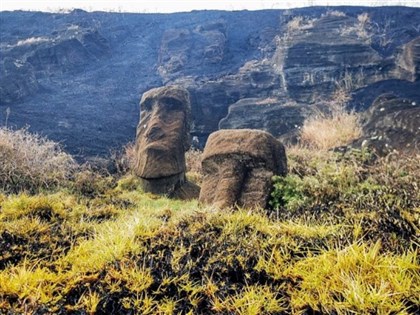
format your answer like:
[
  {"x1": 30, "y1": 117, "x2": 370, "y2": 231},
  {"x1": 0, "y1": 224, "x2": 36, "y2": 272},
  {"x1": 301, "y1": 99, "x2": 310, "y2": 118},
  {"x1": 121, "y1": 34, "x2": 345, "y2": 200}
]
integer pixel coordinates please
[{"x1": 0, "y1": 126, "x2": 419, "y2": 314}]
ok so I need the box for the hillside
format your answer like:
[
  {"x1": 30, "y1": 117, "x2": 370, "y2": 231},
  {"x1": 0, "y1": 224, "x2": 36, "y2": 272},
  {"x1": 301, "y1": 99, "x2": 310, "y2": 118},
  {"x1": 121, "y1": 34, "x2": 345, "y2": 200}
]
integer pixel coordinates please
[
  {"x1": 1, "y1": 7, "x2": 419, "y2": 158},
  {"x1": 0, "y1": 139, "x2": 419, "y2": 314}
]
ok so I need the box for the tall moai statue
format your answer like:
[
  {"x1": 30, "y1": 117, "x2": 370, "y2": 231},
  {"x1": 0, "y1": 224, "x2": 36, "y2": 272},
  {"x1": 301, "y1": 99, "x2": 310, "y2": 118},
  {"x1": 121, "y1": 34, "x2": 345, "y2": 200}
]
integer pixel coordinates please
[{"x1": 134, "y1": 85, "x2": 199, "y2": 199}]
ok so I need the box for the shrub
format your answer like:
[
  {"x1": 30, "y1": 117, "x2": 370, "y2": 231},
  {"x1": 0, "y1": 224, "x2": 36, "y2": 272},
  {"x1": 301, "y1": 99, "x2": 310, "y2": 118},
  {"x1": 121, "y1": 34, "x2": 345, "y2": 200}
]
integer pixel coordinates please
[
  {"x1": 270, "y1": 175, "x2": 307, "y2": 211},
  {"x1": 185, "y1": 148, "x2": 202, "y2": 174},
  {"x1": 109, "y1": 142, "x2": 137, "y2": 175},
  {"x1": 0, "y1": 127, "x2": 76, "y2": 193},
  {"x1": 115, "y1": 174, "x2": 142, "y2": 192},
  {"x1": 185, "y1": 148, "x2": 203, "y2": 185},
  {"x1": 71, "y1": 167, "x2": 115, "y2": 197},
  {"x1": 300, "y1": 103, "x2": 362, "y2": 150},
  {"x1": 286, "y1": 16, "x2": 315, "y2": 35},
  {"x1": 269, "y1": 147, "x2": 419, "y2": 250},
  {"x1": 340, "y1": 12, "x2": 372, "y2": 43}
]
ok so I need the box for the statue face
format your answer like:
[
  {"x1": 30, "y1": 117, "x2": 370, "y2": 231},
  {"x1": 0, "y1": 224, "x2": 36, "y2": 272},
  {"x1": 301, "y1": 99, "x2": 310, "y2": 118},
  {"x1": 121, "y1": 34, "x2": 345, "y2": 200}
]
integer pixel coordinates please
[
  {"x1": 199, "y1": 129, "x2": 287, "y2": 209},
  {"x1": 200, "y1": 155, "x2": 273, "y2": 209},
  {"x1": 135, "y1": 87, "x2": 190, "y2": 179}
]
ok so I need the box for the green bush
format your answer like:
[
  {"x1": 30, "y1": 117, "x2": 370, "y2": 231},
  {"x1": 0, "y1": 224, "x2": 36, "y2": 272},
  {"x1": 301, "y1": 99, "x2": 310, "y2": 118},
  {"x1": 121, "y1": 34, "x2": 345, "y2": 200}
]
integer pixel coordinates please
[{"x1": 270, "y1": 175, "x2": 307, "y2": 211}]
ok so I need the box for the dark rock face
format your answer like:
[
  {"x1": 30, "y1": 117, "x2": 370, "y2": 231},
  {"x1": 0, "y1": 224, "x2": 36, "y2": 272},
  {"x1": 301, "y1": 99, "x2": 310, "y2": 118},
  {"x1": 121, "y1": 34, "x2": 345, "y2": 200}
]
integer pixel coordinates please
[
  {"x1": 134, "y1": 85, "x2": 199, "y2": 199},
  {"x1": 0, "y1": 8, "x2": 419, "y2": 157},
  {"x1": 158, "y1": 20, "x2": 227, "y2": 82},
  {"x1": 397, "y1": 37, "x2": 420, "y2": 82},
  {"x1": 277, "y1": 13, "x2": 406, "y2": 104},
  {"x1": 178, "y1": 60, "x2": 282, "y2": 144},
  {"x1": 0, "y1": 58, "x2": 38, "y2": 104},
  {"x1": 219, "y1": 97, "x2": 313, "y2": 144},
  {"x1": 200, "y1": 129, "x2": 287, "y2": 209},
  {"x1": 354, "y1": 94, "x2": 420, "y2": 156}
]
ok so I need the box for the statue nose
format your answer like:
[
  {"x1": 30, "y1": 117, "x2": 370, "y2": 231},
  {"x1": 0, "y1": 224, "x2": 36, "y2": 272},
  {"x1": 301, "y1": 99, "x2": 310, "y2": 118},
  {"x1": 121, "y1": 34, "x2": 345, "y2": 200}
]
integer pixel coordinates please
[
  {"x1": 146, "y1": 125, "x2": 165, "y2": 141},
  {"x1": 213, "y1": 160, "x2": 246, "y2": 209}
]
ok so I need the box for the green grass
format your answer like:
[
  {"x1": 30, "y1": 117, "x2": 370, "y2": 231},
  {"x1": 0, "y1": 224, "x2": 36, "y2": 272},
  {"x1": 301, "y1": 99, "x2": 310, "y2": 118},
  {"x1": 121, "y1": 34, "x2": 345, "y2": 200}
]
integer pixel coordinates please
[{"x1": 1, "y1": 150, "x2": 419, "y2": 314}]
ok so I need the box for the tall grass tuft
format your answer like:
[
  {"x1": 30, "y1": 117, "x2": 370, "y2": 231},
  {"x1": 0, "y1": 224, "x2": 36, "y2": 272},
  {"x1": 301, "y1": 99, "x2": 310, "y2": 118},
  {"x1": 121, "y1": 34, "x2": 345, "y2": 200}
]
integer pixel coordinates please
[
  {"x1": 185, "y1": 148, "x2": 203, "y2": 185},
  {"x1": 0, "y1": 127, "x2": 76, "y2": 193},
  {"x1": 300, "y1": 102, "x2": 362, "y2": 150}
]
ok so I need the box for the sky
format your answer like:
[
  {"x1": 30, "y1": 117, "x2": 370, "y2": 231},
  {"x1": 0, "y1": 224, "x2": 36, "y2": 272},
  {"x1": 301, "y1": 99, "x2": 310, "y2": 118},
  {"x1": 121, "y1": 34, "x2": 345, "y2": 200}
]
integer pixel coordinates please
[{"x1": 1, "y1": 0, "x2": 419, "y2": 13}]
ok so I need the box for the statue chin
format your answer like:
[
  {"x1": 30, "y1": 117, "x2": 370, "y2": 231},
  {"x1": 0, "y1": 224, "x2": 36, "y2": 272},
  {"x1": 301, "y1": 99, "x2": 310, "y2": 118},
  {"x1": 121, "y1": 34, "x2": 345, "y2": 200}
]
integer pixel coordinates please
[
  {"x1": 136, "y1": 146, "x2": 185, "y2": 179},
  {"x1": 138, "y1": 173, "x2": 186, "y2": 196}
]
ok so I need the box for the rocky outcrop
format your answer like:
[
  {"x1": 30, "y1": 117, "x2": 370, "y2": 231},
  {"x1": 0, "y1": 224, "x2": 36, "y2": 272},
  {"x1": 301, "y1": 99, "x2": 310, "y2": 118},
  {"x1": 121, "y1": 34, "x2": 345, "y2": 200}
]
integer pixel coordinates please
[
  {"x1": 26, "y1": 30, "x2": 109, "y2": 72},
  {"x1": 219, "y1": 97, "x2": 314, "y2": 143},
  {"x1": 199, "y1": 129, "x2": 287, "y2": 209},
  {"x1": 396, "y1": 37, "x2": 420, "y2": 82},
  {"x1": 354, "y1": 94, "x2": 420, "y2": 156},
  {"x1": 134, "y1": 85, "x2": 199, "y2": 199},
  {"x1": 276, "y1": 14, "x2": 392, "y2": 104},
  {"x1": 158, "y1": 20, "x2": 227, "y2": 82},
  {"x1": 0, "y1": 27, "x2": 109, "y2": 105},
  {"x1": 184, "y1": 11, "x2": 420, "y2": 146},
  {"x1": 177, "y1": 60, "x2": 282, "y2": 145}
]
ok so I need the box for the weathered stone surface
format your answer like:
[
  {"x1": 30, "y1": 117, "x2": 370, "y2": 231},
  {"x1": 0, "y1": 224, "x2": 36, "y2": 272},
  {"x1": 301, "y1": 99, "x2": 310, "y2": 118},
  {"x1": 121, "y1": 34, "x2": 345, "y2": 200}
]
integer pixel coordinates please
[
  {"x1": 158, "y1": 20, "x2": 227, "y2": 82},
  {"x1": 134, "y1": 85, "x2": 199, "y2": 199},
  {"x1": 176, "y1": 60, "x2": 282, "y2": 145},
  {"x1": 219, "y1": 97, "x2": 314, "y2": 143},
  {"x1": 277, "y1": 14, "x2": 390, "y2": 104},
  {"x1": 24, "y1": 30, "x2": 109, "y2": 73},
  {"x1": 396, "y1": 37, "x2": 420, "y2": 82},
  {"x1": 199, "y1": 129, "x2": 287, "y2": 209},
  {"x1": 354, "y1": 94, "x2": 420, "y2": 156}
]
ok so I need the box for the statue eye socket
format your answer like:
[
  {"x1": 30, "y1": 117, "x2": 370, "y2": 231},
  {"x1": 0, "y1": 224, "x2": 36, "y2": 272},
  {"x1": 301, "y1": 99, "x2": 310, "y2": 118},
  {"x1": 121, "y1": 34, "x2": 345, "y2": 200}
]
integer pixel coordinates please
[
  {"x1": 160, "y1": 97, "x2": 183, "y2": 111},
  {"x1": 142, "y1": 99, "x2": 154, "y2": 111}
]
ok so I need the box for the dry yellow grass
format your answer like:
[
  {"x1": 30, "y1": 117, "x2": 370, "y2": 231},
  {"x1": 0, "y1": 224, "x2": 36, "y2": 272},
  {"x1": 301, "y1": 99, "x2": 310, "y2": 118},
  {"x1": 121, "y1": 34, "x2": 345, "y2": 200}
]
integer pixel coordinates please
[
  {"x1": 300, "y1": 106, "x2": 362, "y2": 150},
  {"x1": 0, "y1": 127, "x2": 76, "y2": 192},
  {"x1": 185, "y1": 148, "x2": 202, "y2": 174}
]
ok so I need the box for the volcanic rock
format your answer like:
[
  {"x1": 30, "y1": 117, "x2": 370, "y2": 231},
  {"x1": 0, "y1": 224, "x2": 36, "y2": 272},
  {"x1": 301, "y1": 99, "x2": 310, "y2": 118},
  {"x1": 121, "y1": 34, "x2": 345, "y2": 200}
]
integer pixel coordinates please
[
  {"x1": 355, "y1": 94, "x2": 420, "y2": 156},
  {"x1": 1, "y1": 8, "x2": 419, "y2": 157},
  {"x1": 396, "y1": 36, "x2": 420, "y2": 82},
  {"x1": 219, "y1": 97, "x2": 314, "y2": 142}
]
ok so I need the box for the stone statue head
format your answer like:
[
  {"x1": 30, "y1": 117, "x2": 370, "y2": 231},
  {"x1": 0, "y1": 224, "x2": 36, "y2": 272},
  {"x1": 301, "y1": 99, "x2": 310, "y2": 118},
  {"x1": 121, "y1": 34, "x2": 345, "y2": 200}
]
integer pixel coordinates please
[
  {"x1": 199, "y1": 129, "x2": 287, "y2": 209},
  {"x1": 134, "y1": 85, "x2": 191, "y2": 195}
]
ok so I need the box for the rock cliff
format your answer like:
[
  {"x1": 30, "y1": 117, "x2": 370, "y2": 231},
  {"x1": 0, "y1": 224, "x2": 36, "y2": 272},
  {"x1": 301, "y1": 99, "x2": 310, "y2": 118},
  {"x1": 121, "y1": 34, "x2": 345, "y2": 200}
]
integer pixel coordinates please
[
  {"x1": 0, "y1": 7, "x2": 419, "y2": 157},
  {"x1": 354, "y1": 94, "x2": 420, "y2": 155}
]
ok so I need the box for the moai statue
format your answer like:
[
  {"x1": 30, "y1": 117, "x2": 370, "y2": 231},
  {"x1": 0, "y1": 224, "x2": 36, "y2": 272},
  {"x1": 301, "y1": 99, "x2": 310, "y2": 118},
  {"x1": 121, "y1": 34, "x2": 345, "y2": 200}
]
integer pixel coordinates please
[
  {"x1": 134, "y1": 85, "x2": 199, "y2": 199},
  {"x1": 199, "y1": 129, "x2": 287, "y2": 209}
]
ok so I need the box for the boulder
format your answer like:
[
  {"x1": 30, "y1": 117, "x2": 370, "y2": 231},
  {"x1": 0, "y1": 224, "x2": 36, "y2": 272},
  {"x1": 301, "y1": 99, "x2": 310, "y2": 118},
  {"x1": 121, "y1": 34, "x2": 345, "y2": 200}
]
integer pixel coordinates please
[
  {"x1": 199, "y1": 129, "x2": 287, "y2": 209},
  {"x1": 134, "y1": 85, "x2": 199, "y2": 199}
]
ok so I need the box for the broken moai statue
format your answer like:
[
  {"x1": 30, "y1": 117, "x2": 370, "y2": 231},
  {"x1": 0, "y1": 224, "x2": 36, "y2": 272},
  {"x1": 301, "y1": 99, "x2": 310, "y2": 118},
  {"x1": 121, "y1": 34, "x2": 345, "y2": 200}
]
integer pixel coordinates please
[{"x1": 199, "y1": 129, "x2": 287, "y2": 209}]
